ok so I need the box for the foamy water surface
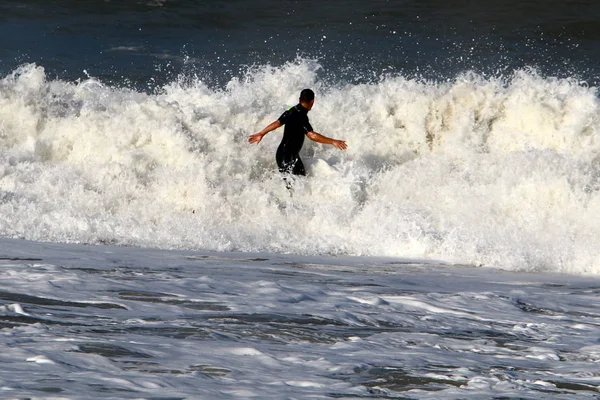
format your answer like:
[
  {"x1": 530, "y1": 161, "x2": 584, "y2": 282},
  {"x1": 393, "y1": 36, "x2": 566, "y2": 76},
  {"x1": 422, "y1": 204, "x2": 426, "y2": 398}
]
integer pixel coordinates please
[
  {"x1": 1, "y1": 238, "x2": 600, "y2": 399},
  {"x1": 1, "y1": 62, "x2": 599, "y2": 274}
]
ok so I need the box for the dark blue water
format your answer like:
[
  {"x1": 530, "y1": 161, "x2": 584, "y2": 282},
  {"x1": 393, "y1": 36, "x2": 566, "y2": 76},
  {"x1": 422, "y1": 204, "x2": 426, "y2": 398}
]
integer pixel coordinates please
[{"x1": 2, "y1": 0, "x2": 599, "y2": 89}]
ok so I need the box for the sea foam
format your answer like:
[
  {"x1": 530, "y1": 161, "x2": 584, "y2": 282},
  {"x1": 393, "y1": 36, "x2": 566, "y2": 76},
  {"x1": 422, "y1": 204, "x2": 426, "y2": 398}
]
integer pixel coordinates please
[{"x1": 1, "y1": 61, "x2": 599, "y2": 274}]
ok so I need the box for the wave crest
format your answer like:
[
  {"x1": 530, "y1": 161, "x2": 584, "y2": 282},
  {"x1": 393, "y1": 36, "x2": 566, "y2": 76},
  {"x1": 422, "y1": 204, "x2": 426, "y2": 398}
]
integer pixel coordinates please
[{"x1": 1, "y1": 61, "x2": 599, "y2": 274}]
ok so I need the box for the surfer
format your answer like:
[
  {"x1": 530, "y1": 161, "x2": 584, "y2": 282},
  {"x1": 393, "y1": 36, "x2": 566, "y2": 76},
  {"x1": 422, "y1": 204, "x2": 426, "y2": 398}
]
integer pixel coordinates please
[{"x1": 248, "y1": 89, "x2": 347, "y2": 177}]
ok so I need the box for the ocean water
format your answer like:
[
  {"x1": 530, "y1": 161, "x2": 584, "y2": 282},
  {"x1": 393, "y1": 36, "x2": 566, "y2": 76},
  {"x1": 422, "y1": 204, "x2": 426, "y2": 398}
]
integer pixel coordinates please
[
  {"x1": 2, "y1": 1, "x2": 600, "y2": 398},
  {"x1": 2, "y1": 239, "x2": 600, "y2": 399}
]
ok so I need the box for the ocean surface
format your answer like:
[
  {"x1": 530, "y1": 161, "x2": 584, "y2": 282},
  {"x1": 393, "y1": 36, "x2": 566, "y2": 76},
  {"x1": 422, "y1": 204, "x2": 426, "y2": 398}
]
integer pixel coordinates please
[
  {"x1": 2, "y1": 1, "x2": 600, "y2": 398},
  {"x1": 2, "y1": 239, "x2": 600, "y2": 399}
]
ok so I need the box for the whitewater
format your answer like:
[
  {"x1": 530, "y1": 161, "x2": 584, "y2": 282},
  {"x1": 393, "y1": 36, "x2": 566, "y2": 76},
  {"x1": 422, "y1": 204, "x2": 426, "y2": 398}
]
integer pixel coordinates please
[
  {"x1": 2, "y1": 60, "x2": 600, "y2": 399},
  {"x1": 1, "y1": 61, "x2": 599, "y2": 274}
]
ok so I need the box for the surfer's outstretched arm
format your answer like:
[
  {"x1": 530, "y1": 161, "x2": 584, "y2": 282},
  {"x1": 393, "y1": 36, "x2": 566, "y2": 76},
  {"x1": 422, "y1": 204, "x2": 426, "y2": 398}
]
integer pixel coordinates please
[
  {"x1": 248, "y1": 120, "x2": 282, "y2": 144},
  {"x1": 307, "y1": 131, "x2": 347, "y2": 150}
]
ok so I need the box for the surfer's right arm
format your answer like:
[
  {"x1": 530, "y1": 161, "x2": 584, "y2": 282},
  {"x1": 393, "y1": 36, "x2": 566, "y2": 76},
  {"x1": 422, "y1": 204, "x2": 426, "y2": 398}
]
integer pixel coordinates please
[{"x1": 248, "y1": 120, "x2": 282, "y2": 145}]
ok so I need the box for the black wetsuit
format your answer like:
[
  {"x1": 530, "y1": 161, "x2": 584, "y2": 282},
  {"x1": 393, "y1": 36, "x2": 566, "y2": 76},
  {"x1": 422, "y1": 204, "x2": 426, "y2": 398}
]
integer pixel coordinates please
[{"x1": 276, "y1": 104, "x2": 313, "y2": 175}]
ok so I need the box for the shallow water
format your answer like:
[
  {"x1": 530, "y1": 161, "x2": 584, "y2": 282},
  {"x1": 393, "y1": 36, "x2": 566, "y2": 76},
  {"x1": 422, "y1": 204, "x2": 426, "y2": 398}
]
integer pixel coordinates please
[{"x1": 1, "y1": 238, "x2": 600, "y2": 398}]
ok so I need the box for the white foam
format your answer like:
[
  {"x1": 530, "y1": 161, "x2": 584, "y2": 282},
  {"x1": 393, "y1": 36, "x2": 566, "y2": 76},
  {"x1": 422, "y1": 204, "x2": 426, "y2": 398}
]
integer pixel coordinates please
[
  {"x1": 0, "y1": 304, "x2": 28, "y2": 315},
  {"x1": 26, "y1": 355, "x2": 55, "y2": 364},
  {"x1": 1, "y1": 62, "x2": 600, "y2": 274}
]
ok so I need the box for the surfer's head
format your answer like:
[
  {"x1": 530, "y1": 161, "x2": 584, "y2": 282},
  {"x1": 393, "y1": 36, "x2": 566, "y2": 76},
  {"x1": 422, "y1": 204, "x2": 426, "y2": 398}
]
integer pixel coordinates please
[{"x1": 300, "y1": 89, "x2": 315, "y2": 110}]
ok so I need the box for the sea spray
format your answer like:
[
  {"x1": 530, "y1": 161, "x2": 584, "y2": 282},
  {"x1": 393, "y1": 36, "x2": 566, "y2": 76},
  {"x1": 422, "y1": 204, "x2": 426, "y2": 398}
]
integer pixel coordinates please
[{"x1": 1, "y1": 61, "x2": 599, "y2": 274}]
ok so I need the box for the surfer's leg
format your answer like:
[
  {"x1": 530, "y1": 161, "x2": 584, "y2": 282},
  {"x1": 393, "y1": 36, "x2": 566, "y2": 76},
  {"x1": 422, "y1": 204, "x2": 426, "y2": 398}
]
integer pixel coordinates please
[
  {"x1": 276, "y1": 147, "x2": 288, "y2": 173},
  {"x1": 276, "y1": 150, "x2": 304, "y2": 175},
  {"x1": 282, "y1": 157, "x2": 305, "y2": 193},
  {"x1": 276, "y1": 151, "x2": 304, "y2": 191},
  {"x1": 276, "y1": 150, "x2": 293, "y2": 191},
  {"x1": 291, "y1": 156, "x2": 306, "y2": 176}
]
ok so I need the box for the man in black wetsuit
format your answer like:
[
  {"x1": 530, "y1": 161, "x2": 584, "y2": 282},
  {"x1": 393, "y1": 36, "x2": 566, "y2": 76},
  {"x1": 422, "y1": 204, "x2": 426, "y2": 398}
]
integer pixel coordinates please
[{"x1": 248, "y1": 89, "x2": 347, "y2": 177}]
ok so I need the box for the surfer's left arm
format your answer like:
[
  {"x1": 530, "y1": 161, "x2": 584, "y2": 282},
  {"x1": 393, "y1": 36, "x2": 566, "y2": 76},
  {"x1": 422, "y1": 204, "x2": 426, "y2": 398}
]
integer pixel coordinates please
[
  {"x1": 307, "y1": 131, "x2": 347, "y2": 150},
  {"x1": 248, "y1": 120, "x2": 282, "y2": 145}
]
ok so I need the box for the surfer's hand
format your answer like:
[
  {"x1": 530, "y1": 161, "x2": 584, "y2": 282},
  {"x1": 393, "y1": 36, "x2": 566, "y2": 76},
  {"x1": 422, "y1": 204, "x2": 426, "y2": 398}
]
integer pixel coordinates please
[
  {"x1": 248, "y1": 132, "x2": 264, "y2": 144},
  {"x1": 332, "y1": 139, "x2": 347, "y2": 150}
]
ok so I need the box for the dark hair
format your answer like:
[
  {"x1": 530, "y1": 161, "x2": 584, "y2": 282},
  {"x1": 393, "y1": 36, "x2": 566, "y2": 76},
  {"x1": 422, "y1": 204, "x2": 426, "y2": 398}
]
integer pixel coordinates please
[{"x1": 299, "y1": 89, "x2": 315, "y2": 103}]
